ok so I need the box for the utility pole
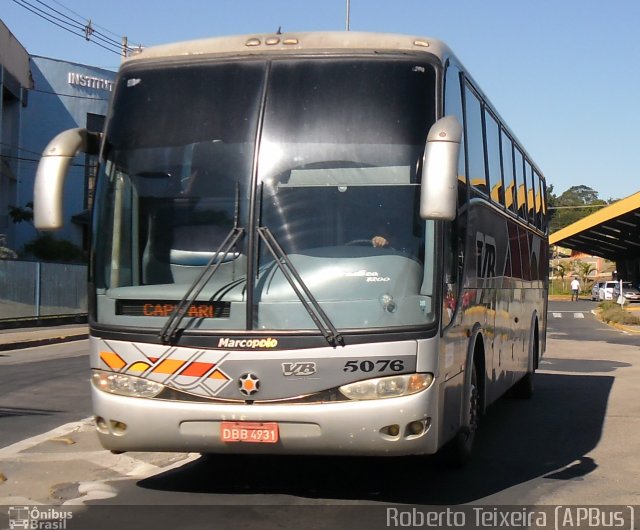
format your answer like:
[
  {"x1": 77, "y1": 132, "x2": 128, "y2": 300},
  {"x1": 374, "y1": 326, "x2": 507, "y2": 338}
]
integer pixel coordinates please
[
  {"x1": 346, "y1": 0, "x2": 351, "y2": 31},
  {"x1": 84, "y1": 19, "x2": 94, "y2": 41},
  {"x1": 121, "y1": 36, "x2": 128, "y2": 58}
]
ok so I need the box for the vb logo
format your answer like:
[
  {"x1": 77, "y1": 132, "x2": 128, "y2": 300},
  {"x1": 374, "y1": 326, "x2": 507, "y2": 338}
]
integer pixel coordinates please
[
  {"x1": 476, "y1": 233, "x2": 497, "y2": 279},
  {"x1": 282, "y1": 362, "x2": 317, "y2": 376}
]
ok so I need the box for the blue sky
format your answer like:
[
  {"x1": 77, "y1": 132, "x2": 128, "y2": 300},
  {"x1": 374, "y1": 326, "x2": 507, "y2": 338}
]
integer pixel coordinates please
[{"x1": 4, "y1": 0, "x2": 640, "y2": 200}]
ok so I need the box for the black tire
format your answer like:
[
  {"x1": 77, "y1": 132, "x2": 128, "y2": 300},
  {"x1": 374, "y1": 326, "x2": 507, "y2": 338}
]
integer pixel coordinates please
[
  {"x1": 512, "y1": 321, "x2": 538, "y2": 399},
  {"x1": 445, "y1": 362, "x2": 480, "y2": 468}
]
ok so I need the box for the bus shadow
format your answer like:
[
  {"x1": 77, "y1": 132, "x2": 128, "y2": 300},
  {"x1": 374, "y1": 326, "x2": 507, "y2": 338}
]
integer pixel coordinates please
[
  {"x1": 136, "y1": 371, "x2": 613, "y2": 505},
  {"x1": 0, "y1": 406, "x2": 61, "y2": 418}
]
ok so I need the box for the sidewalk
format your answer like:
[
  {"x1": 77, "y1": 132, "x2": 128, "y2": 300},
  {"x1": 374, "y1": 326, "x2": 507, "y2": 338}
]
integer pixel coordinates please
[
  {"x1": 0, "y1": 324, "x2": 89, "y2": 351},
  {"x1": 0, "y1": 324, "x2": 192, "y2": 507}
]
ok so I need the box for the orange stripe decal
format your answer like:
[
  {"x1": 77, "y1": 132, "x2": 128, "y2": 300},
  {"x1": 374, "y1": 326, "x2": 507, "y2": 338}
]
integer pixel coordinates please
[
  {"x1": 152, "y1": 359, "x2": 187, "y2": 375},
  {"x1": 100, "y1": 351, "x2": 127, "y2": 370},
  {"x1": 179, "y1": 362, "x2": 215, "y2": 378}
]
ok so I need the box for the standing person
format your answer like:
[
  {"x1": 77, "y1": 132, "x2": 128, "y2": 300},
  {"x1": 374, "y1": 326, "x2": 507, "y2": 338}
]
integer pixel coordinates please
[{"x1": 571, "y1": 277, "x2": 580, "y2": 301}]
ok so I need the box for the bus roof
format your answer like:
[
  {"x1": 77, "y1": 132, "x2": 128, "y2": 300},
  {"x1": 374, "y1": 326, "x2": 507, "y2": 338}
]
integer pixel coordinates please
[{"x1": 123, "y1": 31, "x2": 454, "y2": 64}]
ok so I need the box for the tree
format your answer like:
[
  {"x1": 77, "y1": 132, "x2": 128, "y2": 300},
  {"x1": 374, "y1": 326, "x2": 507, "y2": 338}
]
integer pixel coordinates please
[
  {"x1": 556, "y1": 261, "x2": 570, "y2": 291},
  {"x1": 574, "y1": 261, "x2": 596, "y2": 291},
  {"x1": 549, "y1": 185, "x2": 609, "y2": 233},
  {"x1": 23, "y1": 233, "x2": 85, "y2": 263},
  {"x1": 8, "y1": 202, "x2": 34, "y2": 224},
  {"x1": 546, "y1": 184, "x2": 558, "y2": 228},
  {"x1": 8, "y1": 202, "x2": 38, "y2": 239},
  {"x1": 7, "y1": 203, "x2": 86, "y2": 263},
  {"x1": 562, "y1": 185, "x2": 600, "y2": 205}
]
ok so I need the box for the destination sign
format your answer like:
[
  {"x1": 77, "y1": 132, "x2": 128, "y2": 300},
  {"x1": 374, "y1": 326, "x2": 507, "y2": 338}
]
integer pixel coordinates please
[{"x1": 116, "y1": 300, "x2": 231, "y2": 318}]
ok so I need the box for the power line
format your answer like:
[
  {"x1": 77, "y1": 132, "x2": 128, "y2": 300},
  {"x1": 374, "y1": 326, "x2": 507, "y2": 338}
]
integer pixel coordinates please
[
  {"x1": 30, "y1": 0, "x2": 132, "y2": 51},
  {"x1": 30, "y1": 87, "x2": 110, "y2": 101},
  {"x1": 10, "y1": 0, "x2": 140, "y2": 57},
  {"x1": 0, "y1": 154, "x2": 41, "y2": 163},
  {"x1": 29, "y1": 0, "x2": 85, "y2": 32},
  {"x1": 1, "y1": 142, "x2": 89, "y2": 166},
  {"x1": 1, "y1": 142, "x2": 94, "y2": 167},
  {"x1": 21, "y1": 0, "x2": 126, "y2": 54},
  {"x1": 0, "y1": 142, "x2": 44, "y2": 157},
  {"x1": 49, "y1": 0, "x2": 121, "y2": 39},
  {"x1": 0, "y1": 152, "x2": 87, "y2": 167},
  {"x1": 11, "y1": 0, "x2": 121, "y2": 56}
]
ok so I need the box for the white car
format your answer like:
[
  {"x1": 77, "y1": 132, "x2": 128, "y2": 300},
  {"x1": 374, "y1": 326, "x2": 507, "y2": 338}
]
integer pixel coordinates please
[
  {"x1": 599, "y1": 281, "x2": 618, "y2": 301},
  {"x1": 612, "y1": 282, "x2": 640, "y2": 303}
]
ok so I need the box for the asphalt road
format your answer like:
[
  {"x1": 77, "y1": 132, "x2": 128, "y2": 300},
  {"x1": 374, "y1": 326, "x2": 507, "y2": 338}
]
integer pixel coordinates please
[
  {"x1": 0, "y1": 340, "x2": 91, "y2": 447},
  {"x1": 1, "y1": 301, "x2": 639, "y2": 530},
  {"x1": 546, "y1": 299, "x2": 640, "y2": 345}
]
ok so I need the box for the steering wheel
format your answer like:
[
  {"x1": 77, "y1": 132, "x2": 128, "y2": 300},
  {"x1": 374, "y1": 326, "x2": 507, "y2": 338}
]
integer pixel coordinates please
[{"x1": 344, "y1": 239, "x2": 375, "y2": 247}]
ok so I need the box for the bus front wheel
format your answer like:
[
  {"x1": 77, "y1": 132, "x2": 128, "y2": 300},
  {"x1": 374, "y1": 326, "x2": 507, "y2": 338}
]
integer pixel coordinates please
[{"x1": 445, "y1": 361, "x2": 480, "y2": 467}]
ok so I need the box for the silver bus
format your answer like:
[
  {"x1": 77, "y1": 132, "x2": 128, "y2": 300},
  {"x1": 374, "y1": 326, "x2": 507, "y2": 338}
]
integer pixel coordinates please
[{"x1": 34, "y1": 32, "x2": 548, "y2": 464}]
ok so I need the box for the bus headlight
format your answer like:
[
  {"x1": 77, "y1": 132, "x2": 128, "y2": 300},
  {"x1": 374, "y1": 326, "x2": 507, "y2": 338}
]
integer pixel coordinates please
[
  {"x1": 92, "y1": 370, "x2": 164, "y2": 398},
  {"x1": 339, "y1": 373, "x2": 434, "y2": 400}
]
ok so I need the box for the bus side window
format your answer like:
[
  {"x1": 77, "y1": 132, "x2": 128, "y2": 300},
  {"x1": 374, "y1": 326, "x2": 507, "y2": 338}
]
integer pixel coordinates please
[
  {"x1": 534, "y1": 170, "x2": 543, "y2": 230},
  {"x1": 514, "y1": 147, "x2": 527, "y2": 220},
  {"x1": 463, "y1": 83, "x2": 488, "y2": 197},
  {"x1": 444, "y1": 64, "x2": 467, "y2": 207},
  {"x1": 525, "y1": 160, "x2": 535, "y2": 224},
  {"x1": 539, "y1": 174, "x2": 548, "y2": 232},
  {"x1": 501, "y1": 130, "x2": 516, "y2": 214},
  {"x1": 484, "y1": 109, "x2": 503, "y2": 206}
]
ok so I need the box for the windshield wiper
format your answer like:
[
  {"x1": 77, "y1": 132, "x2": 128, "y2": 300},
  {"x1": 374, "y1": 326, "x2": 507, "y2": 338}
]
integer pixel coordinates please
[
  {"x1": 257, "y1": 226, "x2": 344, "y2": 347},
  {"x1": 159, "y1": 226, "x2": 245, "y2": 344},
  {"x1": 160, "y1": 183, "x2": 245, "y2": 344}
]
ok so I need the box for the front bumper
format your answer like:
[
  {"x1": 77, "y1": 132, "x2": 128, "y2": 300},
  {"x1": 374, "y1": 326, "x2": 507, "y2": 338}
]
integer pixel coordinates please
[{"x1": 92, "y1": 384, "x2": 440, "y2": 456}]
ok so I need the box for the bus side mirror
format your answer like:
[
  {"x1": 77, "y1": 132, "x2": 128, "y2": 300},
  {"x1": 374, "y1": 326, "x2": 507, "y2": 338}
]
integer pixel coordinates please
[
  {"x1": 419, "y1": 115, "x2": 462, "y2": 221},
  {"x1": 34, "y1": 128, "x2": 101, "y2": 230}
]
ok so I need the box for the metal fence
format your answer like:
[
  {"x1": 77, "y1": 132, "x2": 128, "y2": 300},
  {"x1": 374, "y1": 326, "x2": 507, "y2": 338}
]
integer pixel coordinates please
[{"x1": 0, "y1": 259, "x2": 87, "y2": 321}]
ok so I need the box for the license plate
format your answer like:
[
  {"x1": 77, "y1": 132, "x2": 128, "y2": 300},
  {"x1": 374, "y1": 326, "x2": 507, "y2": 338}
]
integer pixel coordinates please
[{"x1": 220, "y1": 421, "x2": 279, "y2": 443}]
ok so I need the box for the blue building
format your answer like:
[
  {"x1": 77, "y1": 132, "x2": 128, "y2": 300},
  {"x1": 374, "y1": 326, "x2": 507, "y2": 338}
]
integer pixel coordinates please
[
  {"x1": 15, "y1": 55, "x2": 115, "y2": 252},
  {"x1": 0, "y1": 19, "x2": 31, "y2": 253},
  {"x1": 1, "y1": 19, "x2": 116, "y2": 255}
]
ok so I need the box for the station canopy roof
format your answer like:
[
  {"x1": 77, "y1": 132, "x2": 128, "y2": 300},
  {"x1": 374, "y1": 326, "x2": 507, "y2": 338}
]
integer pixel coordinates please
[{"x1": 549, "y1": 192, "x2": 640, "y2": 260}]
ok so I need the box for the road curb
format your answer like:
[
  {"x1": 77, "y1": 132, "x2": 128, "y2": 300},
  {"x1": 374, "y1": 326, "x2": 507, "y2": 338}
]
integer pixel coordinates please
[
  {"x1": 608, "y1": 322, "x2": 640, "y2": 334},
  {"x1": 0, "y1": 333, "x2": 88, "y2": 352},
  {"x1": 590, "y1": 309, "x2": 640, "y2": 334}
]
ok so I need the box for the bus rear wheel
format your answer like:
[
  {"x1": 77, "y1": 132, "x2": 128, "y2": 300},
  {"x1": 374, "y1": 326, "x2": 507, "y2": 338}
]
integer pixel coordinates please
[{"x1": 512, "y1": 320, "x2": 538, "y2": 399}]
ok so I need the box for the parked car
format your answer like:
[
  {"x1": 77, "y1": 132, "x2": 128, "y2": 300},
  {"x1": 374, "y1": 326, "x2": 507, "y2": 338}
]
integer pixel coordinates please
[
  {"x1": 612, "y1": 282, "x2": 640, "y2": 303},
  {"x1": 591, "y1": 281, "x2": 605, "y2": 301},
  {"x1": 599, "y1": 281, "x2": 618, "y2": 301}
]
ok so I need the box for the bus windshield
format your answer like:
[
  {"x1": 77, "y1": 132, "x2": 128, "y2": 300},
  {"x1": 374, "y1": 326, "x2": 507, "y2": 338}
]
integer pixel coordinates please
[{"x1": 94, "y1": 57, "x2": 438, "y2": 333}]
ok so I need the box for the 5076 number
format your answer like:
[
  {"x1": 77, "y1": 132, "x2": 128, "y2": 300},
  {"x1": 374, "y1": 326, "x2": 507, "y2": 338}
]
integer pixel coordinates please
[{"x1": 343, "y1": 359, "x2": 405, "y2": 373}]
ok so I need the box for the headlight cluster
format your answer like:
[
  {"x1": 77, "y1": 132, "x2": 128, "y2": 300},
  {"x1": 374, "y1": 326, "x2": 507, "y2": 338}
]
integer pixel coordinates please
[
  {"x1": 92, "y1": 370, "x2": 164, "y2": 398},
  {"x1": 339, "y1": 373, "x2": 434, "y2": 400}
]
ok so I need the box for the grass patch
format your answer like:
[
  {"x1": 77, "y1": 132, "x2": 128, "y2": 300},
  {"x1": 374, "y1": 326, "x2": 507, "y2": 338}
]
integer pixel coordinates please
[{"x1": 598, "y1": 302, "x2": 640, "y2": 325}]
